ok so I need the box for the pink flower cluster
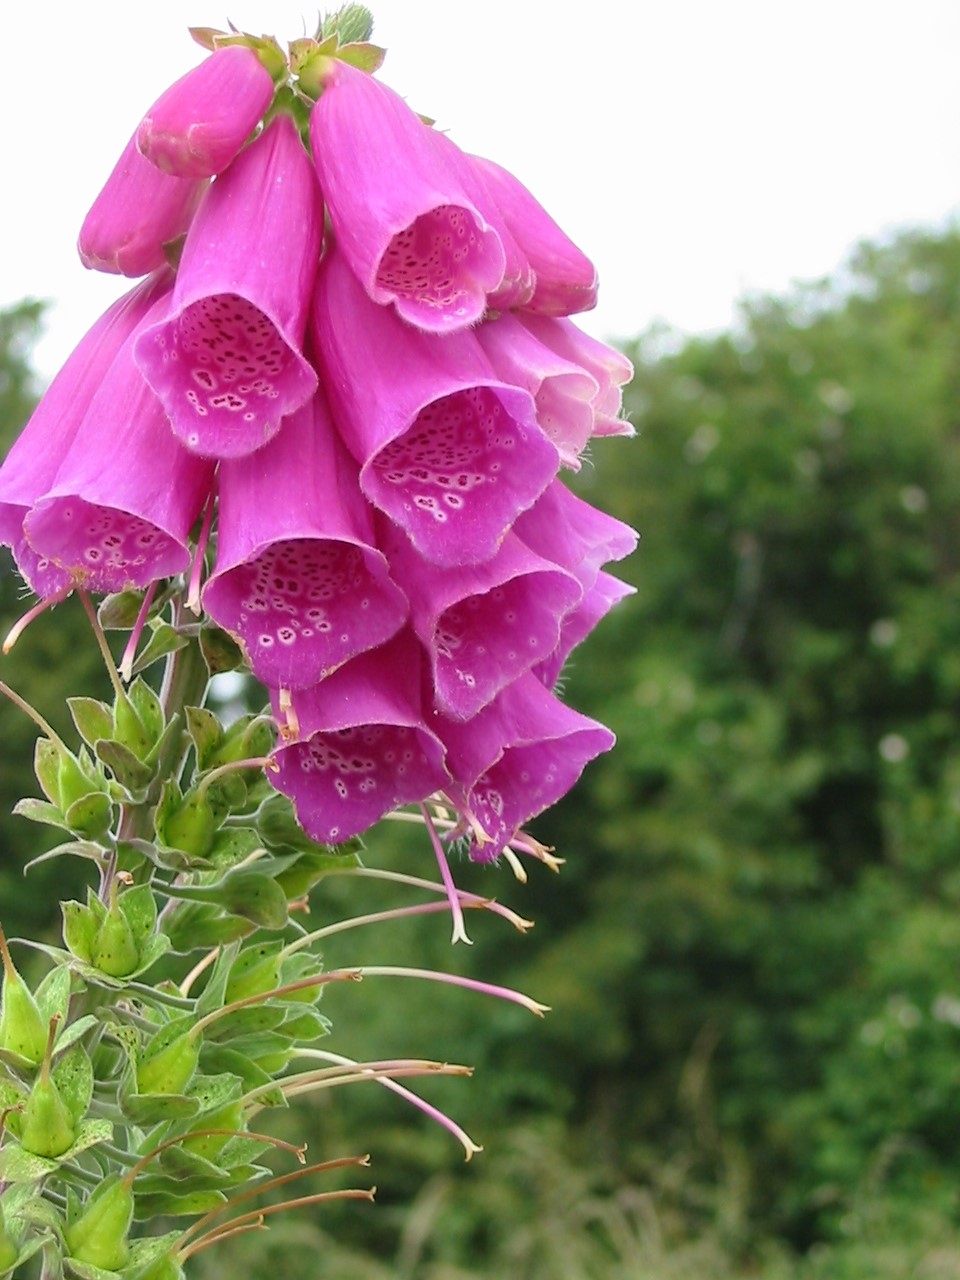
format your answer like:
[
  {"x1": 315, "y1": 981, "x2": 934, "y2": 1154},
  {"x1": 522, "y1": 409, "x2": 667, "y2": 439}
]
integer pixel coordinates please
[{"x1": 0, "y1": 35, "x2": 636, "y2": 862}]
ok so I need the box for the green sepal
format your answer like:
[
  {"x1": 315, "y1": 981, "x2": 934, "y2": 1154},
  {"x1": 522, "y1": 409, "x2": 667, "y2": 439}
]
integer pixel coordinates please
[
  {"x1": 132, "y1": 1188, "x2": 227, "y2": 1220},
  {"x1": 317, "y1": 3, "x2": 375, "y2": 44},
  {"x1": 117, "y1": 885, "x2": 157, "y2": 944},
  {"x1": 64, "y1": 1173, "x2": 133, "y2": 1272},
  {"x1": 95, "y1": 740, "x2": 155, "y2": 799},
  {"x1": 97, "y1": 590, "x2": 145, "y2": 629},
  {"x1": 24, "y1": 840, "x2": 104, "y2": 877},
  {"x1": 67, "y1": 697, "x2": 114, "y2": 749},
  {"x1": 34, "y1": 738, "x2": 63, "y2": 805},
  {"x1": 136, "y1": 1016, "x2": 200, "y2": 1097},
  {"x1": 127, "y1": 677, "x2": 164, "y2": 744},
  {"x1": 57, "y1": 746, "x2": 102, "y2": 812},
  {"x1": 130, "y1": 620, "x2": 190, "y2": 676},
  {"x1": 52, "y1": 1042, "x2": 94, "y2": 1126},
  {"x1": 130, "y1": 840, "x2": 214, "y2": 874},
  {"x1": 161, "y1": 901, "x2": 253, "y2": 953},
  {"x1": 162, "y1": 869, "x2": 289, "y2": 930},
  {"x1": 124, "y1": 1232, "x2": 184, "y2": 1280},
  {"x1": 0, "y1": 1118, "x2": 112, "y2": 1181},
  {"x1": 201, "y1": 1003, "x2": 288, "y2": 1043},
  {"x1": 199, "y1": 624, "x2": 244, "y2": 675},
  {"x1": 63, "y1": 790, "x2": 113, "y2": 841},
  {"x1": 198, "y1": 1044, "x2": 286, "y2": 1104},
  {"x1": 113, "y1": 689, "x2": 153, "y2": 761},
  {"x1": 203, "y1": 713, "x2": 274, "y2": 771},
  {"x1": 208, "y1": 826, "x2": 264, "y2": 870},
  {"x1": 224, "y1": 940, "x2": 283, "y2": 1004},
  {"x1": 24, "y1": 935, "x2": 170, "y2": 988},
  {"x1": 184, "y1": 706, "x2": 223, "y2": 769},
  {"x1": 334, "y1": 41, "x2": 385, "y2": 73},
  {"x1": 65, "y1": 1260, "x2": 123, "y2": 1280},
  {"x1": 92, "y1": 903, "x2": 140, "y2": 978},
  {"x1": 155, "y1": 781, "x2": 218, "y2": 859},
  {"x1": 34, "y1": 964, "x2": 72, "y2": 1025}
]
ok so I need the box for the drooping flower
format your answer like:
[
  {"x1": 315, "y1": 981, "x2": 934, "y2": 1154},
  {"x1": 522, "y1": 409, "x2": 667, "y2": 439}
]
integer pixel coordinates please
[
  {"x1": 517, "y1": 313, "x2": 635, "y2": 438},
  {"x1": 379, "y1": 519, "x2": 580, "y2": 720},
  {"x1": 203, "y1": 391, "x2": 408, "y2": 690},
  {"x1": 312, "y1": 245, "x2": 558, "y2": 567},
  {"x1": 534, "y1": 569, "x2": 635, "y2": 691},
  {"x1": 24, "y1": 289, "x2": 216, "y2": 594},
  {"x1": 475, "y1": 312, "x2": 599, "y2": 470},
  {"x1": 436, "y1": 673, "x2": 615, "y2": 861},
  {"x1": 137, "y1": 44, "x2": 275, "y2": 178},
  {"x1": 513, "y1": 478, "x2": 639, "y2": 590},
  {"x1": 270, "y1": 631, "x2": 448, "y2": 844},
  {"x1": 308, "y1": 57, "x2": 505, "y2": 331},
  {"x1": 470, "y1": 153, "x2": 598, "y2": 317},
  {"x1": 78, "y1": 134, "x2": 207, "y2": 277},
  {"x1": 0, "y1": 271, "x2": 173, "y2": 598},
  {"x1": 135, "y1": 113, "x2": 322, "y2": 458}
]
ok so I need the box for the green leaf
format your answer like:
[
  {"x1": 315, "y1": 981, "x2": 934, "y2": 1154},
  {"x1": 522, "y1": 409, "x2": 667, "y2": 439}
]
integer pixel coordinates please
[
  {"x1": 133, "y1": 1188, "x2": 228, "y2": 1220},
  {"x1": 127, "y1": 677, "x2": 164, "y2": 742},
  {"x1": 52, "y1": 1043, "x2": 93, "y2": 1126},
  {"x1": 62, "y1": 900, "x2": 98, "y2": 963},
  {"x1": 34, "y1": 737, "x2": 62, "y2": 805},
  {"x1": 55, "y1": 1015, "x2": 99, "y2": 1056},
  {"x1": 97, "y1": 590, "x2": 144, "y2": 629},
  {"x1": 95, "y1": 740, "x2": 155, "y2": 798},
  {"x1": 34, "y1": 964, "x2": 72, "y2": 1023},
  {"x1": 63, "y1": 791, "x2": 113, "y2": 841},
  {"x1": 0, "y1": 1118, "x2": 112, "y2": 1181},
  {"x1": 199, "y1": 625, "x2": 244, "y2": 676},
  {"x1": 207, "y1": 826, "x2": 263, "y2": 870},
  {"x1": 184, "y1": 706, "x2": 223, "y2": 769},
  {"x1": 117, "y1": 885, "x2": 157, "y2": 944},
  {"x1": 13, "y1": 797, "x2": 69, "y2": 831}
]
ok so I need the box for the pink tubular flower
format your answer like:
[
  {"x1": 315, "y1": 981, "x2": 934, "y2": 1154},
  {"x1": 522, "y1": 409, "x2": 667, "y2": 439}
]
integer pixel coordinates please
[
  {"x1": 518, "y1": 314, "x2": 635, "y2": 438},
  {"x1": 78, "y1": 134, "x2": 207, "y2": 277},
  {"x1": 137, "y1": 44, "x2": 275, "y2": 178},
  {"x1": 0, "y1": 272, "x2": 173, "y2": 598},
  {"x1": 437, "y1": 673, "x2": 615, "y2": 861},
  {"x1": 24, "y1": 289, "x2": 216, "y2": 593},
  {"x1": 271, "y1": 632, "x2": 449, "y2": 844},
  {"x1": 470, "y1": 154, "x2": 598, "y2": 317},
  {"x1": 312, "y1": 246, "x2": 558, "y2": 567},
  {"x1": 475, "y1": 312, "x2": 599, "y2": 470},
  {"x1": 135, "y1": 114, "x2": 322, "y2": 459},
  {"x1": 514, "y1": 479, "x2": 639, "y2": 588},
  {"x1": 203, "y1": 392, "x2": 408, "y2": 690},
  {"x1": 380, "y1": 520, "x2": 580, "y2": 720},
  {"x1": 534, "y1": 570, "x2": 635, "y2": 691},
  {"x1": 308, "y1": 58, "x2": 505, "y2": 331}
]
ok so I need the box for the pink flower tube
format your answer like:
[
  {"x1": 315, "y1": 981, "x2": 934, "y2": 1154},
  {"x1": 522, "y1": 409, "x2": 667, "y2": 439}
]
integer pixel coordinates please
[
  {"x1": 379, "y1": 519, "x2": 580, "y2": 720},
  {"x1": 0, "y1": 272, "x2": 173, "y2": 597},
  {"x1": 24, "y1": 289, "x2": 216, "y2": 594},
  {"x1": 518, "y1": 314, "x2": 635, "y2": 438},
  {"x1": 312, "y1": 246, "x2": 558, "y2": 567},
  {"x1": 78, "y1": 134, "x2": 206, "y2": 277},
  {"x1": 535, "y1": 570, "x2": 635, "y2": 691},
  {"x1": 475, "y1": 312, "x2": 599, "y2": 470},
  {"x1": 308, "y1": 58, "x2": 505, "y2": 331},
  {"x1": 135, "y1": 114, "x2": 322, "y2": 459},
  {"x1": 137, "y1": 44, "x2": 275, "y2": 179},
  {"x1": 436, "y1": 673, "x2": 615, "y2": 861},
  {"x1": 204, "y1": 392, "x2": 408, "y2": 690},
  {"x1": 270, "y1": 632, "x2": 449, "y2": 844},
  {"x1": 470, "y1": 154, "x2": 598, "y2": 318}
]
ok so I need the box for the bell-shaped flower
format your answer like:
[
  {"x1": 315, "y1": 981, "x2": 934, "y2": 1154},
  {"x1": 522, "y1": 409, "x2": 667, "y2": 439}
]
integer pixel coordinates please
[
  {"x1": 203, "y1": 391, "x2": 408, "y2": 690},
  {"x1": 135, "y1": 114, "x2": 321, "y2": 459},
  {"x1": 137, "y1": 45, "x2": 275, "y2": 179},
  {"x1": 0, "y1": 272, "x2": 173, "y2": 598},
  {"x1": 470, "y1": 154, "x2": 598, "y2": 317},
  {"x1": 24, "y1": 289, "x2": 216, "y2": 594},
  {"x1": 514, "y1": 479, "x2": 638, "y2": 591},
  {"x1": 534, "y1": 570, "x2": 635, "y2": 691},
  {"x1": 437, "y1": 673, "x2": 614, "y2": 861},
  {"x1": 518, "y1": 314, "x2": 635, "y2": 438},
  {"x1": 380, "y1": 519, "x2": 580, "y2": 720},
  {"x1": 428, "y1": 129, "x2": 535, "y2": 311},
  {"x1": 475, "y1": 312, "x2": 599, "y2": 470},
  {"x1": 312, "y1": 247, "x2": 558, "y2": 567},
  {"x1": 78, "y1": 134, "x2": 207, "y2": 277},
  {"x1": 270, "y1": 631, "x2": 448, "y2": 844},
  {"x1": 308, "y1": 58, "x2": 505, "y2": 332}
]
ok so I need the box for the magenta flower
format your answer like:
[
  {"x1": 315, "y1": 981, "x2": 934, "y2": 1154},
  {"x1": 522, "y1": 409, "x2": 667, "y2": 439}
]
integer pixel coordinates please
[
  {"x1": 24, "y1": 289, "x2": 216, "y2": 594},
  {"x1": 0, "y1": 272, "x2": 173, "y2": 598},
  {"x1": 380, "y1": 520, "x2": 580, "y2": 720},
  {"x1": 514, "y1": 479, "x2": 638, "y2": 588},
  {"x1": 78, "y1": 133, "x2": 207, "y2": 277},
  {"x1": 535, "y1": 570, "x2": 635, "y2": 691},
  {"x1": 203, "y1": 392, "x2": 408, "y2": 690},
  {"x1": 271, "y1": 632, "x2": 448, "y2": 844},
  {"x1": 137, "y1": 44, "x2": 275, "y2": 178},
  {"x1": 470, "y1": 154, "x2": 598, "y2": 318},
  {"x1": 308, "y1": 58, "x2": 505, "y2": 331},
  {"x1": 312, "y1": 247, "x2": 558, "y2": 567},
  {"x1": 135, "y1": 114, "x2": 321, "y2": 459},
  {"x1": 518, "y1": 314, "x2": 634, "y2": 438},
  {"x1": 475, "y1": 312, "x2": 599, "y2": 470},
  {"x1": 437, "y1": 673, "x2": 615, "y2": 861}
]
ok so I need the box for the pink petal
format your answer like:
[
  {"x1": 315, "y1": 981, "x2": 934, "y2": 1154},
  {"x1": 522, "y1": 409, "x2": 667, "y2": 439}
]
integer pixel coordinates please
[
  {"x1": 78, "y1": 134, "x2": 207, "y2": 277},
  {"x1": 312, "y1": 246, "x2": 558, "y2": 567},
  {"x1": 518, "y1": 315, "x2": 635, "y2": 437},
  {"x1": 137, "y1": 45, "x2": 275, "y2": 179},
  {"x1": 135, "y1": 114, "x2": 322, "y2": 458},
  {"x1": 309, "y1": 60, "x2": 505, "y2": 331},
  {"x1": 270, "y1": 632, "x2": 449, "y2": 843},
  {"x1": 204, "y1": 392, "x2": 408, "y2": 689},
  {"x1": 0, "y1": 272, "x2": 173, "y2": 597},
  {"x1": 534, "y1": 570, "x2": 635, "y2": 691}
]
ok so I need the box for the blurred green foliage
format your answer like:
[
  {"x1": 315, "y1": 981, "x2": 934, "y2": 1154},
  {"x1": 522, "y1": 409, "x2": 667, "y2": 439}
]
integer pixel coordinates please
[{"x1": 3, "y1": 226, "x2": 960, "y2": 1276}]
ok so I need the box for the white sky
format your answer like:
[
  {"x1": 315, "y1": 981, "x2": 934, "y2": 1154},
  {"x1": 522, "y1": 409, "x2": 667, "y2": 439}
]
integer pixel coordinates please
[{"x1": 2, "y1": 0, "x2": 958, "y2": 378}]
